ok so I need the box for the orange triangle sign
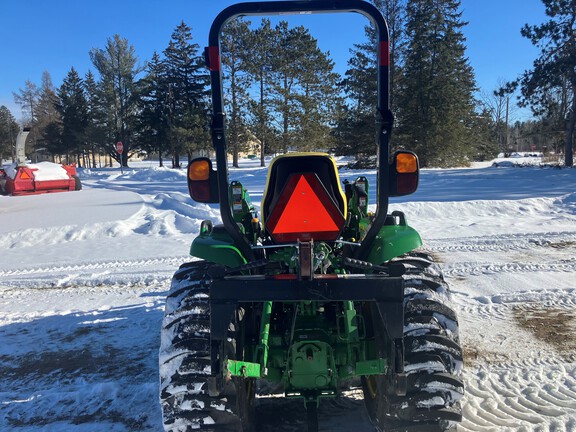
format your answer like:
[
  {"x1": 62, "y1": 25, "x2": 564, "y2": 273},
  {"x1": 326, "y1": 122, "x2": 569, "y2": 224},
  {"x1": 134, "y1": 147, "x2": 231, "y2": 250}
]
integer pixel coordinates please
[
  {"x1": 273, "y1": 175, "x2": 339, "y2": 234},
  {"x1": 267, "y1": 173, "x2": 344, "y2": 242}
]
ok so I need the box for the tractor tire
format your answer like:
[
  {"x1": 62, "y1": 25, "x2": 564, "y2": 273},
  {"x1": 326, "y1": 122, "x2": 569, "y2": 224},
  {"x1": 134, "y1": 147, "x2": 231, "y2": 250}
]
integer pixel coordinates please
[
  {"x1": 159, "y1": 261, "x2": 255, "y2": 432},
  {"x1": 362, "y1": 252, "x2": 464, "y2": 432}
]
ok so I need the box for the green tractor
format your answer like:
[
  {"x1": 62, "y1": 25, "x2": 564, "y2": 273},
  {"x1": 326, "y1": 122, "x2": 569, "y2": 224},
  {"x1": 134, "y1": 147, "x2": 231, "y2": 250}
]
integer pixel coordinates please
[{"x1": 159, "y1": 1, "x2": 464, "y2": 431}]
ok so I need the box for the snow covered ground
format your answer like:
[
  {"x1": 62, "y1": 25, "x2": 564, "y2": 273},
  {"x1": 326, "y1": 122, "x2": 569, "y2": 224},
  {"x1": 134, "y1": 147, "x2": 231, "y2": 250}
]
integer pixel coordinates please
[{"x1": 1, "y1": 156, "x2": 575, "y2": 431}]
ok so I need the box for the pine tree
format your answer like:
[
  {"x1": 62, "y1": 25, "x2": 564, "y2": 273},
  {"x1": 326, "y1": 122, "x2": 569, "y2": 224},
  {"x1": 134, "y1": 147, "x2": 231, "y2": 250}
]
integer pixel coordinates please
[
  {"x1": 269, "y1": 22, "x2": 340, "y2": 153},
  {"x1": 36, "y1": 71, "x2": 61, "y2": 159},
  {"x1": 221, "y1": 18, "x2": 252, "y2": 167},
  {"x1": 90, "y1": 34, "x2": 143, "y2": 167},
  {"x1": 163, "y1": 21, "x2": 210, "y2": 167},
  {"x1": 56, "y1": 68, "x2": 89, "y2": 164},
  {"x1": 335, "y1": 0, "x2": 406, "y2": 159},
  {"x1": 293, "y1": 33, "x2": 341, "y2": 152},
  {"x1": 137, "y1": 51, "x2": 169, "y2": 166},
  {"x1": 396, "y1": 0, "x2": 477, "y2": 167},
  {"x1": 0, "y1": 106, "x2": 19, "y2": 161},
  {"x1": 245, "y1": 19, "x2": 277, "y2": 166},
  {"x1": 510, "y1": 0, "x2": 576, "y2": 166},
  {"x1": 84, "y1": 71, "x2": 107, "y2": 167}
]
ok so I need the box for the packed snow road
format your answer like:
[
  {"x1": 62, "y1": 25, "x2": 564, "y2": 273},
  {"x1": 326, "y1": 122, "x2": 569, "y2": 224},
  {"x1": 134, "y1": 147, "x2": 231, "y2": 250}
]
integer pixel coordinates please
[{"x1": 1, "y1": 159, "x2": 575, "y2": 431}]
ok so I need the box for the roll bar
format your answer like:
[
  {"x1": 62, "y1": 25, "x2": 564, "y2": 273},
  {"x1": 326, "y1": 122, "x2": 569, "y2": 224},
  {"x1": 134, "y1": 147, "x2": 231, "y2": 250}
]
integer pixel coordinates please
[{"x1": 205, "y1": 0, "x2": 393, "y2": 261}]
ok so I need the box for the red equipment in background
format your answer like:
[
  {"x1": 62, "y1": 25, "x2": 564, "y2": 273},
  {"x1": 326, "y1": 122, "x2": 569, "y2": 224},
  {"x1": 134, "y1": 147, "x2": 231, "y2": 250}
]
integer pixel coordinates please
[{"x1": 0, "y1": 128, "x2": 81, "y2": 196}]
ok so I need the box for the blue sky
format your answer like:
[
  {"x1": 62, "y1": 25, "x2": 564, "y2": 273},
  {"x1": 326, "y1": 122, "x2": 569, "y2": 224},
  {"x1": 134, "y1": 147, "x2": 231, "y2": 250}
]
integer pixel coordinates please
[{"x1": 0, "y1": 0, "x2": 546, "y2": 121}]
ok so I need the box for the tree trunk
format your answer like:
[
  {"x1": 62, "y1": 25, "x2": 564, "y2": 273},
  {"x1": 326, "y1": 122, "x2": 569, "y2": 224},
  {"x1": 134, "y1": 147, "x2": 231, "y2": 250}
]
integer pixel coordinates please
[
  {"x1": 91, "y1": 146, "x2": 97, "y2": 168},
  {"x1": 260, "y1": 138, "x2": 265, "y2": 167},
  {"x1": 565, "y1": 86, "x2": 575, "y2": 166},
  {"x1": 260, "y1": 76, "x2": 266, "y2": 167}
]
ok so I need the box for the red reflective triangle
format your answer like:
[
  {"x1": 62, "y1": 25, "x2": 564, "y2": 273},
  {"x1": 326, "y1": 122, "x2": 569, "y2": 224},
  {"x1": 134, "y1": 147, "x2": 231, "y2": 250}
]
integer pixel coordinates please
[
  {"x1": 273, "y1": 175, "x2": 339, "y2": 233},
  {"x1": 267, "y1": 173, "x2": 344, "y2": 242}
]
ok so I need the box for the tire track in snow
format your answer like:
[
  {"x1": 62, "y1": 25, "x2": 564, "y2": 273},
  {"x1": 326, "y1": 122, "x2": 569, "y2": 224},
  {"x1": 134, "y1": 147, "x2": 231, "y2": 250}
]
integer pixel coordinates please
[
  {"x1": 454, "y1": 288, "x2": 576, "y2": 313},
  {"x1": 454, "y1": 284, "x2": 576, "y2": 430},
  {"x1": 444, "y1": 261, "x2": 576, "y2": 278},
  {"x1": 0, "y1": 255, "x2": 193, "y2": 289},
  {"x1": 459, "y1": 363, "x2": 576, "y2": 432},
  {"x1": 424, "y1": 231, "x2": 576, "y2": 254},
  {"x1": 0, "y1": 255, "x2": 191, "y2": 278}
]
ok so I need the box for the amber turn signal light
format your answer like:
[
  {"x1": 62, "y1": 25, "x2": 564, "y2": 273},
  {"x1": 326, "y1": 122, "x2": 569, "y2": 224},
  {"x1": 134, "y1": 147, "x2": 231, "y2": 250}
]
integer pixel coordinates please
[
  {"x1": 396, "y1": 152, "x2": 418, "y2": 173},
  {"x1": 188, "y1": 159, "x2": 211, "y2": 181},
  {"x1": 390, "y1": 151, "x2": 419, "y2": 197}
]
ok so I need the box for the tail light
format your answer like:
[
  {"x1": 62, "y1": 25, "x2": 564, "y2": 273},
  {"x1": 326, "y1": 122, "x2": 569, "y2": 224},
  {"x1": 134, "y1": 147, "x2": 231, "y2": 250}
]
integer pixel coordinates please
[
  {"x1": 187, "y1": 157, "x2": 219, "y2": 203},
  {"x1": 390, "y1": 151, "x2": 419, "y2": 196}
]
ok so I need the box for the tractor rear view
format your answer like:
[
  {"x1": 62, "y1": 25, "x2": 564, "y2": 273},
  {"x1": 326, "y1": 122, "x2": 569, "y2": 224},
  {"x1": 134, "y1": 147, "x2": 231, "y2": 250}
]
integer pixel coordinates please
[{"x1": 159, "y1": 1, "x2": 464, "y2": 431}]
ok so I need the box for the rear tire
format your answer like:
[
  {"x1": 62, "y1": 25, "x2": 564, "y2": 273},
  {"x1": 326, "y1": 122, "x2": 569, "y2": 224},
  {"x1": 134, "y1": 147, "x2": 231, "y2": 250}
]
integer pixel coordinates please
[
  {"x1": 362, "y1": 252, "x2": 464, "y2": 431},
  {"x1": 159, "y1": 261, "x2": 255, "y2": 431}
]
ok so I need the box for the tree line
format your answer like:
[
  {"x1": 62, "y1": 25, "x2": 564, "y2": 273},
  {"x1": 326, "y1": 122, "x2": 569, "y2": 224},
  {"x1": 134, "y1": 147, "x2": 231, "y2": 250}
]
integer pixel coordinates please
[
  {"x1": 1, "y1": 0, "x2": 574, "y2": 168},
  {"x1": 6, "y1": 24, "x2": 208, "y2": 169}
]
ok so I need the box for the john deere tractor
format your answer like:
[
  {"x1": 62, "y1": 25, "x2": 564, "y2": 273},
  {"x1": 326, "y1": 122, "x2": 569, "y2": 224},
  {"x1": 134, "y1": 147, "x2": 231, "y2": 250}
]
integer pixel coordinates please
[{"x1": 159, "y1": 1, "x2": 464, "y2": 431}]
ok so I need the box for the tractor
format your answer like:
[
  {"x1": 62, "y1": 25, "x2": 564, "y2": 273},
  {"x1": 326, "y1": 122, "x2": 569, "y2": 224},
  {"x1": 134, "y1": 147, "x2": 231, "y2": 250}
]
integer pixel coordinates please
[{"x1": 159, "y1": 1, "x2": 464, "y2": 431}]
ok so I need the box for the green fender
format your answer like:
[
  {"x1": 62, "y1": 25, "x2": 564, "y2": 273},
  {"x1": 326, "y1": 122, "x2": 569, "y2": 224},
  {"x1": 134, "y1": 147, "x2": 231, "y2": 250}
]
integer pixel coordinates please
[
  {"x1": 190, "y1": 223, "x2": 247, "y2": 267},
  {"x1": 365, "y1": 214, "x2": 422, "y2": 264}
]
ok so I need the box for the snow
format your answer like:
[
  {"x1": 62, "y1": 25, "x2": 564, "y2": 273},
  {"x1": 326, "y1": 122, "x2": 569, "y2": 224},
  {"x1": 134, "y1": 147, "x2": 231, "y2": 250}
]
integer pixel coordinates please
[
  {"x1": 3, "y1": 161, "x2": 72, "y2": 181},
  {"x1": 1, "y1": 156, "x2": 575, "y2": 431}
]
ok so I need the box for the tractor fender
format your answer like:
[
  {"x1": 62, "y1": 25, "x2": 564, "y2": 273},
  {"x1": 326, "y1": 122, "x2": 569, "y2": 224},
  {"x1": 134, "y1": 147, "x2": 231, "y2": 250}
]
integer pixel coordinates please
[
  {"x1": 366, "y1": 224, "x2": 422, "y2": 264},
  {"x1": 190, "y1": 223, "x2": 247, "y2": 267}
]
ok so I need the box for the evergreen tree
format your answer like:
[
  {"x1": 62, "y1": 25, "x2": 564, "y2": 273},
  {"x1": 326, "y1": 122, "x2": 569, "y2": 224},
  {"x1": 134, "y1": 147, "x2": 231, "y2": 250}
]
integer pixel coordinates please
[
  {"x1": 56, "y1": 68, "x2": 89, "y2": 164},
  {"x1": 163, "y1": 21, "x2": 209, "y2": 167},
  {"x1": 84, "y1": 71, "x2": 108, "y2": 167},
  {"x1": 36, "y1": 71, "x2": 61, "y2": 159},
  {"x1": 90, "y1": 34, "x2": 143, "y2": 167},
  {"x1": 245, "y1": 19, "x2": 277, "y2": 166},
  {"x1": 0, "y1": 106, "x2": 19, "y2": 161},
  {"x1": 221, "y1": 18, "x2": 252, "y2": 167},
  {"x1": 270, "y1": 22, "x2": 340, "y2": 153},
  {"x1": 293, "y1": 34, "x2": 341, "y2": 152},
  {"x1": 469, "y1": 108, "x2": 498, "y2": 161},
  {"x1": 378, "y1": 0, "x2": 408, "y2": 111},
  {"x1": 509, "y1": 0, "x2": 576, "y2": 166},
  {"x1": 335, "y1": 32, "x2": 378, "y2": 157},
  {"x1": 395, "y1": 0, "x2": 477, "y2": 167},
  {"x1": 270, "y1": 21, "x2": 302, "y2": 153},
  {"x1": 137, "y1": 51, "x2": 169, "y2": 166},
  {"x1": 335, "y1": 0, "x2": 406, "y2": 158}
]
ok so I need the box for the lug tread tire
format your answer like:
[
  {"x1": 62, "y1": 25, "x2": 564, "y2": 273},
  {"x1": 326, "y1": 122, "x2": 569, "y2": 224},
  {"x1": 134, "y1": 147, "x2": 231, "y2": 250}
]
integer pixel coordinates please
[
  {"x1": 363, "y1": 252, "x2": 464, "y2": 431},
  {"x1": 159, "y1": 261, "x2": 247, "y2": 432}
]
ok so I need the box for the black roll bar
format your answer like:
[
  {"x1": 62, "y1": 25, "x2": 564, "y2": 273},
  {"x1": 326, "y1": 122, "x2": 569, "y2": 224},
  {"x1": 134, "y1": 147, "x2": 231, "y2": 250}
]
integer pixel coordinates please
[{"x1": 206, "y1": 0, "x2": 393, "y2": 261}]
